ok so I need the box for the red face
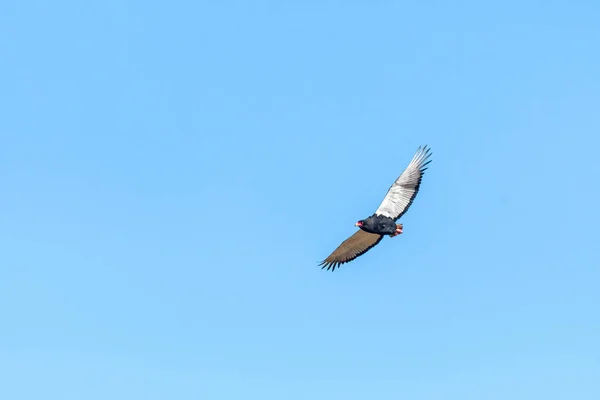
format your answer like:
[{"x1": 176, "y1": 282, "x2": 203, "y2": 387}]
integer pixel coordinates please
[{"x1": 355, "y1": 221, "x2": 363, "y2": 227}]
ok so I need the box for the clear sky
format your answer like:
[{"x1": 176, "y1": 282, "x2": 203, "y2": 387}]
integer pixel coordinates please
[{"x1": 2, "y1": 1, "x2": 599, "y2": 399}]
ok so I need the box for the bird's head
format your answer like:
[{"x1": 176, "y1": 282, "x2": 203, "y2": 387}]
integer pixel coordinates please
[{"x1": 355, "y1": 221, "x2": 364, "y2": 228}]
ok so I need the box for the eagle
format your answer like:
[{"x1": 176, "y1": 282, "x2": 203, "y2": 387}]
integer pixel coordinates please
[{"x1": 319, "y1": 145, "x2": 432, "y2": 271}]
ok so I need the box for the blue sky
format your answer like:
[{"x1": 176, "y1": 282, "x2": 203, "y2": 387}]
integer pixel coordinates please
[{"x1": 2, "y1": 1, "x2": 599, "y2": 399}]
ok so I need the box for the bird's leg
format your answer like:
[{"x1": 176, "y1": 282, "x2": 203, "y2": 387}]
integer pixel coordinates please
[{"x1": 389, "y1": 224, "x2": 403, "y2": 237}]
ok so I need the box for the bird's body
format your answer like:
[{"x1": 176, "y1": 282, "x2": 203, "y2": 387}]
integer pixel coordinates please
[
  {"x1": 319, "y1": 145, "x2": 432, "y2": 271},
  {"x1": 356, "y1": 214, "x2": 399, "y2": 236}
]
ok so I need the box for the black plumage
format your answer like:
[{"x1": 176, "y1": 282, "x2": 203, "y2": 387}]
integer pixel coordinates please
[{"x1": 357, "y1": 214, "x2": 398, "y2": 235}]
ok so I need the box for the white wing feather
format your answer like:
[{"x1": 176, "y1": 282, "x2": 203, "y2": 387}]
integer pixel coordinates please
[{"x1": 374, "y1": 145, "x2": 432, "y2": 220}]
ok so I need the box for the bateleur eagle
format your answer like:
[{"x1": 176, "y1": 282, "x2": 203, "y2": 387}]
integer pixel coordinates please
[{"x1": 319, "y1": 145, "x2": 432, "y2": 271}]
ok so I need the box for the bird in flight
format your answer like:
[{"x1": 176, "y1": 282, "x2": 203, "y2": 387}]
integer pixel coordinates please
[{"x1": 319, "y1": 145, "x2": 432, "y2": 271}]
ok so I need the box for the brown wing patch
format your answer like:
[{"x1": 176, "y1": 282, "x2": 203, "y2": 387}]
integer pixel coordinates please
[{"x1": 319, "y1": 230, "x2": 384, "y2": 271}]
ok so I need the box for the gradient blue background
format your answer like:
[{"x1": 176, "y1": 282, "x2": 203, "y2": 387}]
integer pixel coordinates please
[{"x1": 2, "y1": 1, "x2": 599, "y2": 399}]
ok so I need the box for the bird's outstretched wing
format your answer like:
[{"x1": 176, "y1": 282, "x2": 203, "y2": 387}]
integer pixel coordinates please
[
  {"x1": 375, "y1": 145, "x2": 432, "y2": 221},
  {"x1": 319, "y1": 230, "x2": 384, "y2": 271}
]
